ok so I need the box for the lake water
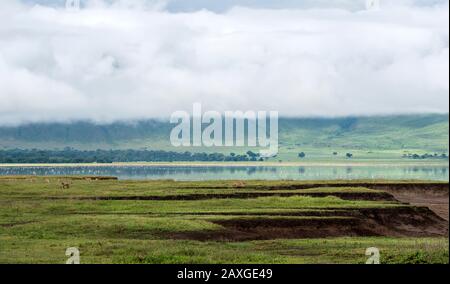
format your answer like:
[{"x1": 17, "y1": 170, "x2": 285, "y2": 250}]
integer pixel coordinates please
[{"x1": 0, "y1": 165, "x2": 448, "y2": 181}]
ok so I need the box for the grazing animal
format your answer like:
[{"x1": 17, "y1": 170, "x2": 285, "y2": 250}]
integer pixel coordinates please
[{"x1": 61, "y1": 182, "x2": 71, "y2": 189}]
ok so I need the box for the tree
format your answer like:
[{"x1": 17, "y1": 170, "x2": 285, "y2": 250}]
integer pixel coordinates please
[
  {"x1": 298, "y1": 152, "x2": 306, "y2": 158},
  {"x1": 346, "y1": 153, "x2": 353, "y2": 158},
  {"x1": 246, "y1": 151, "x2": 258, "y2": 158}
]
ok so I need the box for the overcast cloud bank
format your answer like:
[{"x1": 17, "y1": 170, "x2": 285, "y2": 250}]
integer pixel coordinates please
[{"x1": 0, "y1": 0, "x2": 448, "y2": 125}]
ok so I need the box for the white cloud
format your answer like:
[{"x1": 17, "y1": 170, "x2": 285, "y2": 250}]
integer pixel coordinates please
[{"x1": 0, "y1": 0, "x2": 448, "y2": 125}]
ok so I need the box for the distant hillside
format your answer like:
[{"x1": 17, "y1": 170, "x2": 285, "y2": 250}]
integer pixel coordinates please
[
  {"x1": 0, "y1": 114, "x2": 448, "y2": 157},
  {"x1": 279, "y1": 114, "x2": 449, "y2": 152}
]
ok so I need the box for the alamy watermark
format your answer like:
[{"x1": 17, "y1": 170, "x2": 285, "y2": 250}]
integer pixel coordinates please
[
  {"x1": 65, "y1": 247, "x2": 80, "y2": 264},
  {"x1": 365, "y1": 247, "x2": 380, "y2": 264},
  {"x1": 366, "y1": 0, "x2": 381, "y2": 10},
  {"x1": 170, "y1": 103, "x2": 279, "y2": 157},
  {"x1": 66, "y1": 0, "x2": 80, "y2": 11}
]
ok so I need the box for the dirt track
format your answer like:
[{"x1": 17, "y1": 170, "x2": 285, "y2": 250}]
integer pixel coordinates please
[
  {"x1": 353, "y1": 182, "x2": 449, "y2": 221},
  {"x1": 381, "y1": 188, "x2": 449, "y2": 221}
]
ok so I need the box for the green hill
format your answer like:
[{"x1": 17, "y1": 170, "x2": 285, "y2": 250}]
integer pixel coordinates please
[
  {"x1": 0, "y1": 114, "x2": 448, "y2": 160},
  {"x1": 279, "y1": 115, "x2": 449, "y2": 151}
]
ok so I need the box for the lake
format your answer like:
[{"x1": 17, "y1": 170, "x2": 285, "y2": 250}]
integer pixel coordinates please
[{"x1": 0, "y1": 165, "x2": 448, "y2": 181}]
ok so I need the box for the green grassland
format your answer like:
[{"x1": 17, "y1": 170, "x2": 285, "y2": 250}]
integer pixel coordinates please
[
  {"x1": 2, "y1": 237, "x2": 447, "y2": 264},
  {"x1": 0, "y1": 177, "x2": 448, "y2": 264}
]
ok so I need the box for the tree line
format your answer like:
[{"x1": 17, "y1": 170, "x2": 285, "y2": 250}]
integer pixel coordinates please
[
  {"x1": 0, "y1": 149, "x2": 265, "y2": 163},
  {"x1": 403, "y1": 153, "x2": 448, "y2": 160}
]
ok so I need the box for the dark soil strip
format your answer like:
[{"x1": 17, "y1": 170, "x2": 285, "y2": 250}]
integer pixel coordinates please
[
  {"x1": 0, "y1": 221, "x2": 38, "y2": 228},
  {"x1": 48, "y1": 191, "x2": 396, "y2": 201},
  {"x1": 164, "y1": 210, "x2": 355, "y2": 217},
  {"x1": 256, "y1": 182, "x2": 449, "y2": 193},
  {"x1": 165, "y1": 206, "x2": 449, "y2": 241},
  {"x1": 187, "y1": 182, "x2": 448, "y2": 191},
  {"x1": 191, "y1": 182, "x2": 448, "y2": 220}
]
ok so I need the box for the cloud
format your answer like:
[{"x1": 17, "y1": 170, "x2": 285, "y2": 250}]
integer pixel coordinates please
[
  {"x1": 20, "y1": 0, "x2": 450, "y2": 12},
  {"x1": 0, "y1": 0, "x2": 448, "y2": 125}
]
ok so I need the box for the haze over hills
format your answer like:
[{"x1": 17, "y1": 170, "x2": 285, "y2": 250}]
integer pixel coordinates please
[{"x1": 0, "y1": 114, "x2": 448, "y2": 158}]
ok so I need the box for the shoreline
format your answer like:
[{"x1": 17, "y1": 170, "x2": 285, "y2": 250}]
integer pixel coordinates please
[{"x1": 0, "y1": 160, "x2": 448, "y2": 168}]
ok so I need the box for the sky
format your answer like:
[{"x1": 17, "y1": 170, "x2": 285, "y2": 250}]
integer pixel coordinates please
[{"x1": 0, "y1": 0, "x2": 448, "y2": 125}]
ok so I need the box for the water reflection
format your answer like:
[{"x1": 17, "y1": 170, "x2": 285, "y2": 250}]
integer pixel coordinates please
[{"x1": 0, "y1": 165, "x2": 448, "y2": 181}]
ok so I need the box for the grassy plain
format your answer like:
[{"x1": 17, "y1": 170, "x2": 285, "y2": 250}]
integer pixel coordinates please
[{"x1": 0, "y1": 177, "x2": 448, "y2": 264}]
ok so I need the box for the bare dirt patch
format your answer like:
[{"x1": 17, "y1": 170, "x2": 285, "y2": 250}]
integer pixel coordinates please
[
  {"x1": 166, "y1": 206, "x2": 449, "y2": 241},
  {"x1": 363, "y1": 184, "x2": 448, "y2": 221},
  {"x1": 249, "y1": 182, "x2": 449, "y2": 221}
]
